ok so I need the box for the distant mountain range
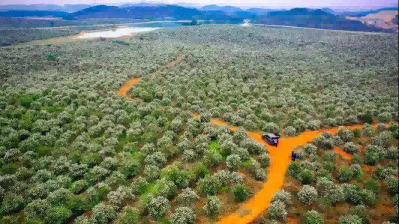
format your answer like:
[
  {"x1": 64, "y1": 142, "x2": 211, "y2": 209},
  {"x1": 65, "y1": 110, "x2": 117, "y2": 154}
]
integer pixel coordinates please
[
  {"x1": 256, "y1": 8, "x2": 392, "y2": 32},
  {"x1": 353, "y1": 7, "x2": 398, "y2": 17},
  {"x1": 63, "y1": 5, "x2": 203, "y2": 20},
  {"x1": 0, "y1": 10, "x2": 67, "y2": 17},
  {"x1": 0, "y1": 3, "x2": 396, "y2": 32},
  {"x1": 201, "y1": 5, "x2": 242, "y2": 12},
  {"x1": 0, "y1": 4, "x2": 92, "y2": 13}
]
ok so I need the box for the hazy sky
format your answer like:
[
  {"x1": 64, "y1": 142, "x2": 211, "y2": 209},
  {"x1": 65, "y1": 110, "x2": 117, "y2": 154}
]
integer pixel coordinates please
[{"x1": 0, "y1": 0, "x2": 397, "y2": 9}]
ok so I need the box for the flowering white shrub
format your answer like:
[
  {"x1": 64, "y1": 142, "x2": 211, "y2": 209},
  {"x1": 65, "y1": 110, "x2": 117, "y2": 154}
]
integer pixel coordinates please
[
  {"x1": 284, "y1": 126, "x2": 296, "y2": 136},
  {"x1": 343, "y1": 142, "x2": 360, "y2": 154},
  {"x1": 226, "y1": 154, "x2": 241, "y2": 170},
  {"x1": 147, "y1": 195, "x2": 171, "y2": 220},
  {"x1": 203, "y1": 195, "x2": 221, "y2": 217},
  {"x1": 298, "y1": 185, "x2": 318, "y2": 205},
  {"x1": 171, "y1": 207, "x2": 196, "y2": 224},
  {"x1": 176, "y1": 188, "x2": 199, "y2": 206},
  {"x1": 92, "y1": 203, "x2": 116, "y2": 224},
  {"x1": 272, "y1": 190, "x2": 291, "y2": 205},
  {"x1": 338, "y1": 215, "x2": 362, "y2": 224},
  {"x1": 268, "y1": 200, "x2": 287, "y2": 221},
  {"x1": 24, "y1": 199, "x2": 49, "y2": 220}
]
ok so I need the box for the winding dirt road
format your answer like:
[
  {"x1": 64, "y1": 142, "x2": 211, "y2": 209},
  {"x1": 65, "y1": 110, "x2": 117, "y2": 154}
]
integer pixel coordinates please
[{"x1": 117, "y1": 54, "x2": 382, "y2": 224}]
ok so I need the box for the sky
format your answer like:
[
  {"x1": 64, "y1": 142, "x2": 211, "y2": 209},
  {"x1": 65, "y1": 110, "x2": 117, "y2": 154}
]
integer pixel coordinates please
[{"x1": 0, "y1": 0, "x2": 398, "y2": 9}]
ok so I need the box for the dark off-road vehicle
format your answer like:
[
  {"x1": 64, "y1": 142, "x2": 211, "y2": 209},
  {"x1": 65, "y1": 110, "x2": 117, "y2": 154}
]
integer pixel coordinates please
[{"x1": 262, "y1": 133, "x2": 281, "y2": 146}]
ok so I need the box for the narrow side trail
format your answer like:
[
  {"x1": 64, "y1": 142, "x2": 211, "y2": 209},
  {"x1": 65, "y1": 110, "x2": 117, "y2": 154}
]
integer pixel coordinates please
[
  {"x1": 116, "y1": 53, "x2": 183, "y2": 97},
  {"x1": 117, "y1": 55, "x2": 382, "y2": 224}
]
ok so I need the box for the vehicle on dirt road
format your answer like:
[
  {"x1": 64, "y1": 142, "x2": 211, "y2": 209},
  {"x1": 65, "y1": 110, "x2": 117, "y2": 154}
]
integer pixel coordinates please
[{"x1": 262, "y1": 133, "x2": 281, "y2": 146}]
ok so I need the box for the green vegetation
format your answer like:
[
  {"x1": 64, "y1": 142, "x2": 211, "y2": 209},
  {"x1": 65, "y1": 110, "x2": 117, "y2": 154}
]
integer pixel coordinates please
[
  {"x1": 0, "y1": 24, "x2": 397, "y2": 224},
  {"x1": 257, "y1": 124, "x2": 398, "y2": 223}
]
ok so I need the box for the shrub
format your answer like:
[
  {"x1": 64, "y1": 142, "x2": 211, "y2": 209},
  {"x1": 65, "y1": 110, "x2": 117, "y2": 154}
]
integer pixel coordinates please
[
  {"x1": 226, "y1": 154, "x2": 241, "y2": 170},
  {"x1": 120, "y1": 158, "x2": 140, "y2": 178},
  {"x1": 327, "y1": 185, "x2": 345, "y2": 204},
  {"x1": 340, "y1": 130, "x2": 354, "y2": 142},
  {"x1": 338, "y1": 215, "x2": 362, "y2": 224},
  {"x1": 254, "y1": 168, "x2": 266, "y2": 180},
  {"x1": 359, "y1": 189, "x2": 376, "y2": 205},
  {"x1": 298, "y1": 185, "x2": 318, "y2": 205},
  {"x1": 44, "y1": 206, "x2": 72, "y2": 224},
  {"x1": 288, "y1": 162, "x2": 302, "y2": 178},
  {"x1": 378, "y1": 112, "x2": 392, "y2": 123},
  {"x1": 231, "y1": 172, "x2": 244, "y2": 185},
  {"x1": 145, "y1": 152, "x2": 167, "y2": 168},
  {"x1": 316, "y1": 177, "x2": 334, "y2": 196},
  {"x1": 203, "y1": 195, "x2": 221, "y2": 217},
  {"x1": 2, "y1": 193, "x2": 24, "y2": 214},
  {"x1": 92, "y1": 203, "x2": 116, "y2": 224},
  {"x1": 362, "y1": 123, "x2": 375, "y2": 136},
  {"x1": 233, "y1": 127, "x2": 248, "y2": 144},
  {"x1": 351, "y1": 153, "x2": 363, "y2": 165},
  {"x1": 147, "y1": 196, "x2": 171, "y2": 220},
  {"x1": 272, "y1": 190, "x2": 291, "y2": 205},
  {"x1": 241, "y1": 139, "x2": 264, "y2": 155},
  {"x1": 176, "y1": 188, "x2": 199, "y2": 206},
  {"x1": 339, "y1": 167, "x2": 353, "y2": 182},
  {"x1": 116, "y1": 206, "x2": 139, "y2": 224},
  {"x1": 385, "y1": 176, "x2": 399, "y2": 195},
  {"x1": 107, "y1": 186, "x2": 134, "y2": 210},
  {"x1": 305, "y1": 210, "x2": 324, "y2": 224},
  {"x1": 305, "y1": 144, "x2": 317, "y2": 155},
  {"x1": 284, "y1": 126, "x2": 296, "y2": 136},
  {"x1": 342, "y1": 184, "x2": 362, "y2": 205},
  {"x1": 24, "y1": 199, "x2": 49, "y2": 220},
  {"x1": 131, "y1": 177, "x2": 148, "y2": 195},
  {"x1": 349, "y1": 205, "x2": 367, "y2": 221},
  {"x1": 343, "y1": 142, "x2": 360, "y2": 154},
  {"x1": 298, "y1": 169, "x2": 314, "y2": 184},
  {"x1": 387, "y1": 146, "x2": 399, "y2": 159},
  {"x1": 151, "y1": 178, "x2": 177, "y2": 199},
  {"x1": 308, "y1": 120, "x2": 321, "y2": 130},
  {"x1": 70, "y1": 180, "x2": 88, "y2": 194},
  {"x1": 364, "y1": 179, "x2": 380, "y2": 194},
  {"x1": 47, "y1": 188, "x2": 73, "y2": 206},
  {"x1": 268, "y1": 200, "x2": 287, "y2": 221},
  {"x1": 87, "y1": 183, "x2": 111, "y2": 201},
  {"x1": 233, "y1": 185, "x2": 251, "y2": 202},
  {"x1": 350, "y1": 164, "x2": 362, "y2": 179},
  {"x1": 171, "y1": 207, "x2": 196, "y2": 224},
  {"x1": 161, "y1": 162, "x2": 192, "y2": 188},
  {"x1": 144, "y1": 165, "x2": 160, "y2": 181},
  {"x1": 353, "y1": 128, "x2": 361, "y2": 138},
  {"x1": 263, "y1": 122, "x2": 279, "y2": 133},
  {"x1": 365, "y1": 150, "x2": 379, "y2": 165},
  {"x1": 66, "y1": 195, "x2": 87, "y2": 213},
  {"x1": 259, "y1": 153, "x2": 270, "y2": 168},
  {"x1": 183, "y1": 150, "x2": 196, "y2": 163},
  {"x1": 204, "y1": 149, "x2": 222, "y2": 166},
  {"x1": 314, "y1": 135, "x2": 333, "y2": 149}
]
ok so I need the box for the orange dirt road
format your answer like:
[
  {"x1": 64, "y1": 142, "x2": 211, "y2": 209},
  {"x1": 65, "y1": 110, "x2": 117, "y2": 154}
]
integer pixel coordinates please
[
  {"x1": 116, "y1": 53, "x2": 182, "y2": 97},
  {"x1": 195, "y1": 117, "x2": 381, "y2": 224},
  {"x1": 117, "y1": 55, "x2": 385, "y2": 224}
]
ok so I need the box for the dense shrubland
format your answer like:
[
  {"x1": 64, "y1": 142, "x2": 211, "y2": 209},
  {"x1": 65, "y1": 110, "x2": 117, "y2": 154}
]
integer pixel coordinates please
[
  {"x1": 0, "y1": 25, "x2": 398, "y2": 224},
  {"x1": 137, "y1": 26, "x2": 398, "y2": 134},
  {"x1": 256, "y1": 124, "x2": 398, "y2": 223}
]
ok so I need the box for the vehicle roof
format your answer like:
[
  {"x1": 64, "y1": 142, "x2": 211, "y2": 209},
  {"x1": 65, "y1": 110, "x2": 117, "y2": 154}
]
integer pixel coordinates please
[{"x1": 266, "y1": 133, "x2": 280, "y2": 138}]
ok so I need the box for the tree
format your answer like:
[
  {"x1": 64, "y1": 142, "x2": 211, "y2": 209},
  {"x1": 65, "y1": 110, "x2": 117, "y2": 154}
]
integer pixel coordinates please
[
  {"x1": 203, "y1": 195, "x2": 221, "y2": 217},
  {"x1": 147, "y1": 196, "x2": 171, "y2": 220}
]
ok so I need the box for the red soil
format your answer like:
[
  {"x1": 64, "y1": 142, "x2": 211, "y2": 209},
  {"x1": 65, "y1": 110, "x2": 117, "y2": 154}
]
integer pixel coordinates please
[{"x1": 116, "y1": 55, "x2": 390, "y2": 224}]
